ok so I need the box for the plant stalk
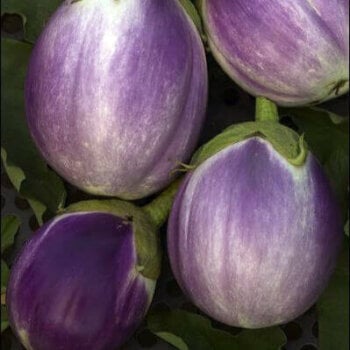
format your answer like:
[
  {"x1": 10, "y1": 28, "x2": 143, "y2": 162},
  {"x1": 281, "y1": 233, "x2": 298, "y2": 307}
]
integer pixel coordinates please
[
  {"x1": 143, "y1": 177, "x2": 183, "y2": 229},
  {"x1": 255, "y1": 97, "x2": 279, "y2": 122}
]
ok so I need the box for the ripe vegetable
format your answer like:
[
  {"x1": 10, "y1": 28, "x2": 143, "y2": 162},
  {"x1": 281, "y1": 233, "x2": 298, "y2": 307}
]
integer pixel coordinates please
[
  {"x1": 168, "y1": 136, "x2": 342, "y2": 328},
  {"x1": 7, "y1": 201, "x2": 161, "y2": 350},
  {"x1": 201, "y1": 0, "x2": 349, "y2": 106},
  {"x1": 25, "y1": 0, "x2": 208, "y2": 200}
]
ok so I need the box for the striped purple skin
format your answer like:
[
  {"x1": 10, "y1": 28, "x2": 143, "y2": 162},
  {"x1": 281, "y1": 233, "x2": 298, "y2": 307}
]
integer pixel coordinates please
[
  {"x1": 168, "y1": 137, "x2": 342, "y2": 328},
  {"x1": 7, "y1": 212, "x2": 155, "y2": 350},
  {"x1": 25, "y1": 0, "x2": 208, "y2": 200},
  {"x1": 202, "y1": 0, "x2": 349, "y2": 106}
]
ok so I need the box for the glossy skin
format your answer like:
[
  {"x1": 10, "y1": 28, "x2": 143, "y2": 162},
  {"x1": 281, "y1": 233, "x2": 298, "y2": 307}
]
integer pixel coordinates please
[
  {"x1": 202, "y1": 0, "x2": 349, "y2": 106},
  {"x1": 7, "y1": 212, "x2": 155, "y2": 350},
  {"x1": 168, "y1": 137, "x2": 342, "y2": 328},
  {"x1": 25, "y1": 0, "x2": 208, "y2": 199}
]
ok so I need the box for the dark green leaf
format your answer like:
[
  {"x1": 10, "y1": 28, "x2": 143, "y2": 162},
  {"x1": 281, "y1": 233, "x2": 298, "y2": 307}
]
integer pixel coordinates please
[
  {"x1": 1, "y1": 0, "x2": 61, "y2": 43},
  {"x1": 317, "y1": 238, "x2": 349, "y2": 350},
  {"x1": 1, "y1": 306, "x2": 9, "y2": 333},
  {"x1": 1, "y1": 217, "x2": 20, "y2": 326},
  {"x1": 1, "y1": 261, "x2": 9, "y2": 294},
  {"x1": 1, "y1": 38, "x2": 66, "y2": 225},
  {"x1": 1, "y1": 215, "x2": 20, "y2": 254},
  {"x1": 148, "y1": 309, "x2": 286, "y2": 350},
  {"x1": 281, "y1": 106, "x2": 349, "y2": 222},
  {"x1": 178, "y1": 0, "x2": 205, "y2": 39},
  {"x1": 1, "y1": 326, "x2": 13, "y2": 348}
]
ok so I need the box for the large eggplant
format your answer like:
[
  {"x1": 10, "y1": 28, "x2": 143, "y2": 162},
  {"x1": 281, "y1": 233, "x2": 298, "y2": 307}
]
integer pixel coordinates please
[
  {"x1": 201, "y1": 0, "x2": 349, "y2": 106},
  {"x1": 25, "y1": 0, "x2": 208, "y2": 199},
  {"x1": 7, "y1": 200, "x2": 161, "y2": 350},
  {"x1": 168, "y1": 136, "x2": 342, "y2": 328}
]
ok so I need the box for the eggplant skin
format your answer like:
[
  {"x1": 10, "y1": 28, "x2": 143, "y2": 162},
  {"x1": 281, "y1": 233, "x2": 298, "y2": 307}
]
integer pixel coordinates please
[
  {"x1": 7, "y1": 212, "x2": 156, "y2": 350},
  {"x1": 25, "y1": 0, "x2": 208, "y2": 199},
  {"x1": 202, "y1": 0, "x2": 349, "y2": 106},
  {"x1": 168, "y1": 137, "x2": 342, "y2": 328}
]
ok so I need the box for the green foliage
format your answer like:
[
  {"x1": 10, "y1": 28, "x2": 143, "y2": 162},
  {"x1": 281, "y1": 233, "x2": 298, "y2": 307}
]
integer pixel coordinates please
[
  {"x1": 1, "y1": 306, "x2": 9, "y2": 333},
  {"x1": 1, "y1": 39, "x2": 66, "y2": 225},
  {"x1": 148, "y1": 309, "x2": 286, "y2": 350},
  {"x1": 281, "y1": 106, "x2": 349, "y2": 222},
  {"x1": 1, "y1": 0, "x2": 61, "y2": 43},
  {"x1": 178, "y1": 0, "x2": 205, "y2": 38},
  {"x1": 317, "y1": 238, "x2": 349, "y2": 350},
  {"x1": 1, "y1": 261, "x2": 9, "y2": 294},
  {"x1": 1, "y1": 215, "x2": 21, "y2": 333},
  {"x1": 1, "y1": 215, "x2": 20, "y2": 292},
  {"x1": 1, "y1": 260, "x2": 10, "y2": 332},
  {"x1": 1, "y1": 215, "x2": 20, "y2": 254}
]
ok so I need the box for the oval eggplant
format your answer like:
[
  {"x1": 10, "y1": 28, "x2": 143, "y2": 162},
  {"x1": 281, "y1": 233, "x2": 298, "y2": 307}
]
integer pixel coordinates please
[
  {"x1": 7, "y1": 212, "x2": 156, "y2": 350},
  {"x1": 25, "y1": 0, "x2": 208, "y2": 199},
  {"x1": 168, "y1": 137, "x2": 342, "y2": 328},
  {"x1": 201, "y1": 0, "x2": 349, "y2": 106}
]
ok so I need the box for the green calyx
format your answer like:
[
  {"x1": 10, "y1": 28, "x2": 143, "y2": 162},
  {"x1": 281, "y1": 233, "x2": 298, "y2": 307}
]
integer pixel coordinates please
[
  {"x1": 63, "y1": 200, "x2": 161, "y2": 281},
  {"x1": 60, "y1": 178, "x2": 184, "y2": 281},
  {"x1": 191, "y1": 120, "x2": 308, "y2": 168},
  {"x1": 190, "y1": 97, "x2": 308, "y2": 169}
]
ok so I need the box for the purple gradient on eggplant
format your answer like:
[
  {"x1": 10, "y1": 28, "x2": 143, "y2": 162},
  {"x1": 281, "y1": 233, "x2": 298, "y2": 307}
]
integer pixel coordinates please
[
  {"x1": 168, "y1": 137, "x2": 342, "y2": 328},
  {"x1": 25, "y1": 0, "x2": 208, "y2": 200},
  {"x1": 202, "y1": 0, "x2": 349, "y2": 106},
  {"x1": 7, "y1": 212, "x2": 155, "y2": 350}
]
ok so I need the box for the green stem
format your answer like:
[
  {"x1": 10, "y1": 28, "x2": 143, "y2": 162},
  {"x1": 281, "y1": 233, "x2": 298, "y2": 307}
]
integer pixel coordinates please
[
  {"x1": 143, "y1": 177, "x2": 183, "y2": 229},
  {"x1": 255, "y1": 97, "x2": 279, "y2": 122}
]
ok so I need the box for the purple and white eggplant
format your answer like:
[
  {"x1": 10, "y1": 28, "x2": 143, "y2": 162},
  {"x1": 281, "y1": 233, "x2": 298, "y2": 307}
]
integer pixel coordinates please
[
  {"x1": 25, "y1": 0, "x2": 208, "y2": 199},
  {"x1": 6, "y1": 200, "x2": 162, "y2": 350},
  {"x1": 200, "y1": 0, "x2": 349, "y2": 106},
  {"x1": 168, "y1": 120, "x2": 343, "y2": 328}
]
